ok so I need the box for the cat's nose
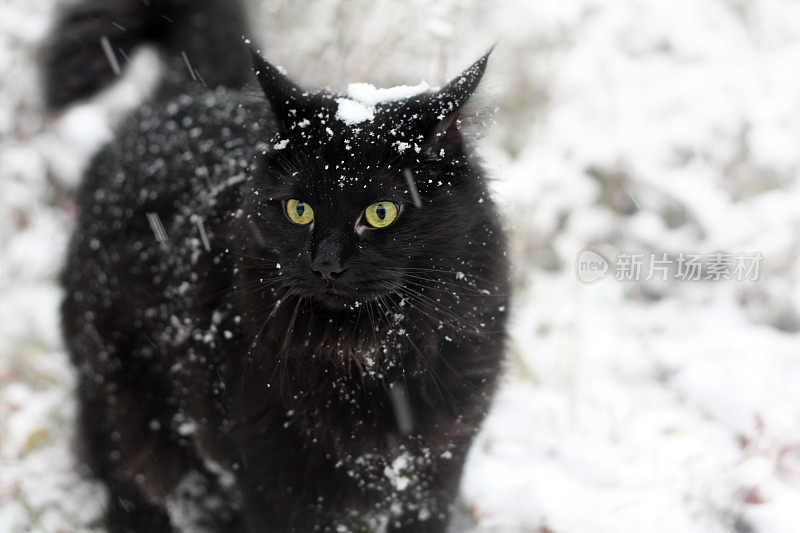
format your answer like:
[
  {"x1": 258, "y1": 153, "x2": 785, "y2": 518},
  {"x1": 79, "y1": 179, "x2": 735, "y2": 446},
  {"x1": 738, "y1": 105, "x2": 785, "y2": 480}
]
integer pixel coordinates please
[
  {"x1": 311, "y1": 230, "x2": 346, "y2": 281},
  {"x1": 311, "y1": 260, "x2": 344, "y2": 281}
]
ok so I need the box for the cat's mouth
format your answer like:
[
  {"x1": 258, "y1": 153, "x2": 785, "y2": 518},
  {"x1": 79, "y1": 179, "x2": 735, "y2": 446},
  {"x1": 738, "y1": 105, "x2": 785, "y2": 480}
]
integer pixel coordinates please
[
  {"x1": 301, "y1": 281, "x2": 356, "y2": 306},
  {"x1": 325, "y1": 285, "x2": 351, "y2": 296},
  {"x1": 311, "y1": 283, "x2": 389, "y2": 310}
]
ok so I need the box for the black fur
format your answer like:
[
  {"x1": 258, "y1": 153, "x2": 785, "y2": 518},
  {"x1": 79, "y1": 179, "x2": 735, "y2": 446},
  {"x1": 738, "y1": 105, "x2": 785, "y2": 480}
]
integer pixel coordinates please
[{"x1": 52, "y1": 1, "x2": 509, "y2": 531}]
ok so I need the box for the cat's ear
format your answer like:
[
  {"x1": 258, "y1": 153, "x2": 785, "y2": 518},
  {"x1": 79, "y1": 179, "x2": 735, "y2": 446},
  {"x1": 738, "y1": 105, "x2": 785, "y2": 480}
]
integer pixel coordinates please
[
  {"x1": 423, "y1": 48, "x2": 492, "y2": 157},
  {"x1": 249, "y1": 47, "x2": 304, "y2": 131}
]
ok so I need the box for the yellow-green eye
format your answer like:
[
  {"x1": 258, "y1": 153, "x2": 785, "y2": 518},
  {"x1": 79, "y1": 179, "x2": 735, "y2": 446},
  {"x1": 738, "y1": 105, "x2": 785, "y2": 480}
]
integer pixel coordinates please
[
  {"x1": 364, "y1": 201, "x2": 399, "y2": 228},
  {"x1": 285, "y1": 199, "x2": 314, "y2": 225}
]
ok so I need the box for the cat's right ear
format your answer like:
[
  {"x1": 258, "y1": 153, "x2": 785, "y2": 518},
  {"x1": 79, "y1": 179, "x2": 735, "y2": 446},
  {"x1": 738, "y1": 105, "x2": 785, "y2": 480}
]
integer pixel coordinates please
[
  {"x1": 249, "y1": 47, "x2": 303, "y2": 131},
  {"x1": 419, "y1": 48, "x2": 492, "y2": 158}
]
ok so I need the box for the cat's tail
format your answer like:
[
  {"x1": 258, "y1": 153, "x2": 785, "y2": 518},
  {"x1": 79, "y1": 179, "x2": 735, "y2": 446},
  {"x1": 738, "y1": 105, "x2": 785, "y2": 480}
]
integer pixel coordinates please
[{"x1": 42, "y1": 0, "x2": 255, "y2": 110}]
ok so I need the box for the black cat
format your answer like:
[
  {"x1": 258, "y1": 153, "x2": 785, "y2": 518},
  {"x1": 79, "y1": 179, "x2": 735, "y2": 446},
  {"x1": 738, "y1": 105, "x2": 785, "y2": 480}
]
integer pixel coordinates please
[{"x1": 46, "y1": 1, "x2": 509, "y2": 531}]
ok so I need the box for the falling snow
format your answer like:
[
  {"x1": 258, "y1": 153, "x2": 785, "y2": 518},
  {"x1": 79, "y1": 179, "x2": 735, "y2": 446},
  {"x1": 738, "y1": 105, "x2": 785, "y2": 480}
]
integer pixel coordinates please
[{"x1": 3, "y1": 1, "x2": 800, "y2": 532}]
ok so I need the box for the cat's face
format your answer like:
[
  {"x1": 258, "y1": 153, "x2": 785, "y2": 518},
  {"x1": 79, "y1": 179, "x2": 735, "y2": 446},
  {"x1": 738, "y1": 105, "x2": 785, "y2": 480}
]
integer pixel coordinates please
[{"x1": 242, "y1": 50, "x2": 490, "y2": 309}]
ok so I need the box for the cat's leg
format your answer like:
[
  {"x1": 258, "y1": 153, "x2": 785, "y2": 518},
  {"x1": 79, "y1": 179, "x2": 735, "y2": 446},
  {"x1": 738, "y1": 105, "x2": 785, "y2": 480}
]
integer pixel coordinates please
[
  {"x1": 103, "y1": 486, "x2": 172, "y2": 533},
  {"x1": 165, "y1": 468, "x2": 244, "y2": 532},
  {"x1": 234, "y1": 441, "x2": 340, "y2": 533},
  {"x1": 236, "y1": 475, "x2": 321, "y2": 533},
  {"x1": 386, "y1": 442, "x2": 472, "y2": 533},
  {"x1": 76, "y1": 377, "x2": 190, "y2": 532}
]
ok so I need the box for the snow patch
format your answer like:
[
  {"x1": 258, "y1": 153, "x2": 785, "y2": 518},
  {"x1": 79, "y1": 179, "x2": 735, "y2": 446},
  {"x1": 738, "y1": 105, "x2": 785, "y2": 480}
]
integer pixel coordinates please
[
  {"x1": 335, "y1": 81, "x2": 430, "y2": 125},
  {"x1": 335, "y1": 98, "x2": 375, "y2": 125},
  {"x1": 346, "y1": 81, "x2": 430, "y2": 106}
]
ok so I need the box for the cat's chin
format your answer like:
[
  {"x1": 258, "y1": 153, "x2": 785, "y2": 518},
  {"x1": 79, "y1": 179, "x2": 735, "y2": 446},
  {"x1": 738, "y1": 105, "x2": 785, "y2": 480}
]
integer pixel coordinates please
[{"x1": 314, "y1": 292, "x2": 355, "y2": 310}]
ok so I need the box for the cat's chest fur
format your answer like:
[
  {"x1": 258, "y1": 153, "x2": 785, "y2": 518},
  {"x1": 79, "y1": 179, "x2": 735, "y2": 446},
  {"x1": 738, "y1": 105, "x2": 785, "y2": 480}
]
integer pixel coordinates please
[
  {"x1": 173, "y1": 280, "x2": 464, "y2": 516},
  {"x1": 191, "y1": 279, "x2": 443, "y2": 444}
]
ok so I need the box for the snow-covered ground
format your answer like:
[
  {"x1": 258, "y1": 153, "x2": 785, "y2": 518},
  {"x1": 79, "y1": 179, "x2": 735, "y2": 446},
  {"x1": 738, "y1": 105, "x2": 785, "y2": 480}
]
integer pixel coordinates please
[{"x1": 2, "y1": 0, "x2": 800, "y2": 531}]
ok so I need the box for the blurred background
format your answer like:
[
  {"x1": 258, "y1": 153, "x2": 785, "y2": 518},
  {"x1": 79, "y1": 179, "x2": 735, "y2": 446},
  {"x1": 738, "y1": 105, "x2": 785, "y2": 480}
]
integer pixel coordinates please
[{"x1": 2, "y1": 0, "x2": 800, "y2": 531}]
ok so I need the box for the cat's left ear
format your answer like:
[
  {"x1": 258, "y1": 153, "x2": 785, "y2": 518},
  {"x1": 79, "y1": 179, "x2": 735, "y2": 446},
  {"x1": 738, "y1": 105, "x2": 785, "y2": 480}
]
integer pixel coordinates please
[
  {"x1": 423, "y1": 48, "x2": 492, "y2": 157},
  {"x1": 249, "y1": 47, "x2": 304, "y2": 131}
]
